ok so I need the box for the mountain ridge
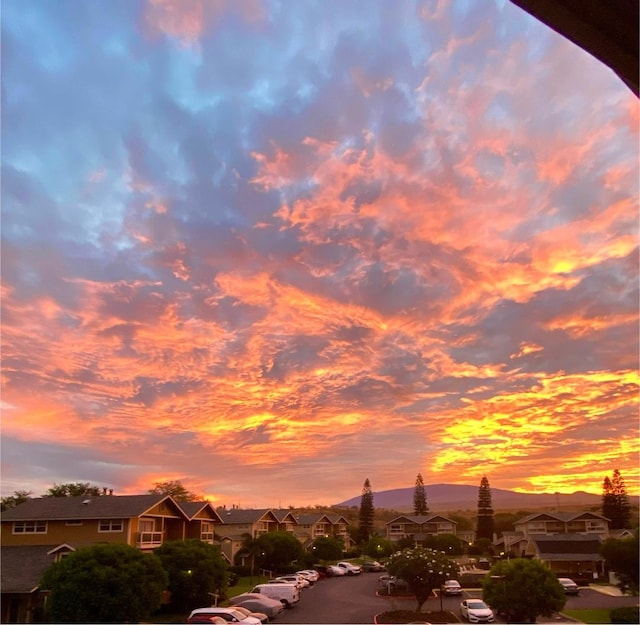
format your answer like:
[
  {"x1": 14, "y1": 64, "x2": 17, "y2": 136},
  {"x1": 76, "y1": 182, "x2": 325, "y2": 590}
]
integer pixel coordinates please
[{"x1": 334, "y1": 483, "x2": 603, "y2": 511}]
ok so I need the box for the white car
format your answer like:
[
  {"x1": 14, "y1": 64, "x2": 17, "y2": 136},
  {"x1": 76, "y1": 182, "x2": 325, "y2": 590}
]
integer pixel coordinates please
[
  {"x1": 336, "y1": 561, "x2": 362, "y2": 575},
  {"x1": 442, "y1": 579, "x2": 462, "y2": 595},
  {"x1": 326, "y1": 564, "x2": 346, "y2": 576},
  {"x1": 460, "y1": 599, "x2": 495, "y2": 623},
  {"x1": 271, "y1": 574, "x2": 309, "y2": 589},
  {"x1": 296, "y1": 569, "x2": 319, "y2": 583},
  {"x1": 188, "y1": 607, "x2": 262, "y2": 624},
  {"x1": 232, "y1": 606, "x2": 268, "y2": 624}
]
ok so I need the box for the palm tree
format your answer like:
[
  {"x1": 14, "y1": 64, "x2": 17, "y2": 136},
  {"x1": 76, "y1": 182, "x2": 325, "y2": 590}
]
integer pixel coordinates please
[{"x1": 240, "y1": 533, "x2": 263, "y2": 582}]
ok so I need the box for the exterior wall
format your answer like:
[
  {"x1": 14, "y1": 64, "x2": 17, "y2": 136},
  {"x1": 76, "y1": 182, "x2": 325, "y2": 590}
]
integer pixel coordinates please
[{"x1": 1, "y1": 519, "x2": 133, "y2": 547}]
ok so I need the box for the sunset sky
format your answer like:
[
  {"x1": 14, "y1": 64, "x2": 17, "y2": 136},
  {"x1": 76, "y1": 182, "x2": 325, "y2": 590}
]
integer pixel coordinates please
[{"x1": 2, "y1": 0, "x2": 638, "y2": 509}]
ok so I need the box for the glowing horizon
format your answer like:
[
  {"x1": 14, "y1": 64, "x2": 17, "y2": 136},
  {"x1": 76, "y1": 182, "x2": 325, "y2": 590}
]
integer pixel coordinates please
[{"x1": 1, "y1": 0, "x2": 638, "y2": 508}]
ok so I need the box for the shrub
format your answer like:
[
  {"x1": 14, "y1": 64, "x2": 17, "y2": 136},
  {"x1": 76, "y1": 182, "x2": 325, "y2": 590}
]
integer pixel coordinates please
[{"x1": 611, "y1": 606, "x2": 640, "y2": 623}]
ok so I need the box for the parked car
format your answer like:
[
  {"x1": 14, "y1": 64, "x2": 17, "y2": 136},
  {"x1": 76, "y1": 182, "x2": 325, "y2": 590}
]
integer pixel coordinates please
[
  {"x1": 188, "y1": 607, "x2": 262, "y2": 625},
  {"x1": 270, "y1": 574, "x2": 309, "y2": 589},
  {"x1": 460, "y1": 599, "x2": 495, "y2": 624},
  {"x1": 378, "y1": 574, "x2": 409, "y2": 591},
  {"x1": 228, "y1": 593, "x2": 284, "y2": 619},
  {"x1": 296, "y1": 569, "x2": 320, "y2": 583},
  {"x1": 326, "y1": 564, "x2": 346, "y2": 576},
  {"x1": 558, "y1": 577, "x2": 580, "y2": 595},
  {"x1": 187, "y1": 616, "x2": 227, "y2": 624},
  {"x1": 362, "y1": 560, "x2": 386, "y2": 572},
  {"x1": 250, "y1": 583, "x2": 300, "y2": 608},
  {"x1": 232, "y1": 606, "x2": 269, "y2": 624},
  {"x1": 442, "y1": 579, "x2": 462, "y2": 595},
  {"x1": 312, "y1": 564, "x2": 331, "y2": 578},
  {"x1": 337, "y1": 561, "x2": 362, "y2": 575}
]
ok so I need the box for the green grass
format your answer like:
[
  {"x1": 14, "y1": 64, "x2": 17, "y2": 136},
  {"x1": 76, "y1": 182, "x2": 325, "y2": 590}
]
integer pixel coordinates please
[
  {"x1": 564, "y1": 608, "x2": 612, "y2": 623},
  {"x1": 224, "y1": 575, "x2": 270, "y2": 601}
]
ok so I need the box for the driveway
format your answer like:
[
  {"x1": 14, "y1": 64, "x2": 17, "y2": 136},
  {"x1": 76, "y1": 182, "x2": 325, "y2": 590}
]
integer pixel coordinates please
[{"x1": 271, "y1": 576, "x2": 639, "y2": 624}]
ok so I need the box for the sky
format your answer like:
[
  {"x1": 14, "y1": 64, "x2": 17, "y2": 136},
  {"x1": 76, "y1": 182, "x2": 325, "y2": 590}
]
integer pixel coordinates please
[{"x1": 1, "y1": 0, "x2": 638, "y2": 509}]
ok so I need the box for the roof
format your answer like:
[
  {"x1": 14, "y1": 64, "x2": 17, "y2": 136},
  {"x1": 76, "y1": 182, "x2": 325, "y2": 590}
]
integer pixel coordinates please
[
  {"x1": 386, "y1": 514, "x2": 456, "y2": 525},
  {"x1": 179, "y1": 501, "x2": 224, "y2": 522},
  {"x1": 296, "y1": 513, "x2": 333, "y2": 525},
  {"x1": 530, "y1": 534, "x2": 604, "y2": 559},
  {"x1": 218, "y1": 508, "x2": 278, "y2": 524},
  {"x1": 516, "y1": 511, "x2": 609, "y2": 524},
  {"x1": 1, "y1": 545, "x2": 70, "y2": 594},
  {"x1": 1, "y1": 494, "x2": 186, "y2": 521},
  {"x1": 271, "y1": 509, "x2": 298, "y2": 523}
]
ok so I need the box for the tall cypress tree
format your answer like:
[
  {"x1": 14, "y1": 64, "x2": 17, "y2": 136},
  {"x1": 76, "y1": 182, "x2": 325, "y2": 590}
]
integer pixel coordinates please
[
  {"x1": 413, "y1": 473, "x2": 428, "y2": 515},
  {"x1": 358, "y1": 478, "x2": 375, "y2": 543},
  {"x1": 610, "y1": 469, "x2": 631, "y2": 529},
  {"x1": 601, "y1": 476, "x2": 617, "y2": 523},
  {"x1": 476, "y1": 476, "x2": 494, "y2": 541}
]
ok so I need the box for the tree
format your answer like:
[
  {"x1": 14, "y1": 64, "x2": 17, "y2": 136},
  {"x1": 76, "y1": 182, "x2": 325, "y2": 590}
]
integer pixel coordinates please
[
  {"x1": 601, "y1": 533, "x2": 639, "y2": 594},
  {"x1": 358, "y1": 478, "x2": 375, "y2": 543},
  {"x1": 413, "y1": 473, "x2": 428, "y2": 515},
  {"x1": 1, "y1": 490, "x2": 32, "y2": 511},
  {"x1": 476, "y1": 476, "x2": 495, "y2": 541},
  {"x1": 311, "y1": 535, "x2": 344, "y2": 562},
  {"x1": 256, "y1": 531, "x2": 304, "y2": 573},
  {"x1": 148, "y1": 480, "x2": 201, "y2": 502},
  {"x1": 239, "y1": 533, "x2": 266, "y2": 578},
  {"x1": 154, "y1": 539, "x2": 229, "y2": 613},
  {"x1": 44, "y1": 482, "x2": 105, "y2": 497},
  {"x1": 363, "y1": 536, "x2": 395, "y2": 559},
  {"x1": 40, "y1": 543, "x2": 167, "y2": 623},
  {"x1": 603, "y1": 469, "x2": 631, "y2": 529},
  {"x1": 483, "y1": 558, "x2": 566, "y2": 623},
  {"x1": 386, "y1": 546, "x2": 460, "y2": 611}
]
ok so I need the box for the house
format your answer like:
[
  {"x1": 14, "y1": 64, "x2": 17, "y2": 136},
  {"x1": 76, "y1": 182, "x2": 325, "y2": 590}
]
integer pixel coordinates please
[
  {"x1": 0, "y1": 544, "x2": 75, "y2": 624},
  {"x1": 525, "y1": 534, "x2": 606, "y2": 581},
  {"x1": 272, "y1": 509, "x2": 299, "y2": 534},
  {"x1": 1, "y1": 495, "x2": 225, "y2": 622},
  {"x1": 216, "y1": 508, "x2": 282, "y2": 564},
  {"x1": 179, "y1": 501, "x2": 224, "y2": 545},
  {"x1": 514, "y1": 511, "x2": 611, "y2": 540},
  {"x1": 385, "y1": 514, "x2": 458, "y2": 543},
  {"x1": 1, "y1": 494, "x2": 191, "y2": 550}
]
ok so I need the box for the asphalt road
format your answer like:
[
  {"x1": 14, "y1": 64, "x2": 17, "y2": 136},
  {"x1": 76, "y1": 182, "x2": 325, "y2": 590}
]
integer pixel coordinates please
[{"x1": 271, "y1": 574, "x2": 639, "y2": 624}]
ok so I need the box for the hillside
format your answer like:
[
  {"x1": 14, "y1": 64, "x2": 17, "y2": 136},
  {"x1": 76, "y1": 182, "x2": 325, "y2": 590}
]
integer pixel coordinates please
[{"x1": 334, "y1": 483, "x2": 603, "y2": 511}]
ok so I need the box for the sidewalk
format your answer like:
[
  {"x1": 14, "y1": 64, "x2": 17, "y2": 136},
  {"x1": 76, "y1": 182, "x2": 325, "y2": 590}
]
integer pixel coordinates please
[{"x1": 588, "y1": 584, "x2": 624, "y2": 596}]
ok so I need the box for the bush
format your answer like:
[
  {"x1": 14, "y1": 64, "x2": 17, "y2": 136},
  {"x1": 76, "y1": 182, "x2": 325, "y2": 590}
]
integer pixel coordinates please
[
  {"x1": 230, "y1": 565, "x2": 252, "y2": 577},
  {"x1": 611, "y1": 606, "x2": 640, "y2": 623}
]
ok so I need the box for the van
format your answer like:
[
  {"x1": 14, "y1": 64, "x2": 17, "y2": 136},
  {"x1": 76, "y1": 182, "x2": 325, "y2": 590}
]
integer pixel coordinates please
[{"x1": 250, "y1": 583, "x2": 300, "y2": 608}]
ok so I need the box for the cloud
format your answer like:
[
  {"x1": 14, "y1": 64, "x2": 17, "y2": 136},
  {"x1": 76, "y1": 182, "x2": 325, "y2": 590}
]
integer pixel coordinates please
[{"x1": 1, "y1": 0, "x2": 637, "y2": 505}]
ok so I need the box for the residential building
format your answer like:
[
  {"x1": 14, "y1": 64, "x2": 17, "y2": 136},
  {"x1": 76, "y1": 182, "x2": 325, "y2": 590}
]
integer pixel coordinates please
[
  {"x1": 1, "y1": 494, "x2": 224, "y2": 623},
  {"x1": 385, "y1": 514, "x2": 458, "y2": 543},
  {"x1": 216, "y1": 508, "x2": 282, "y2": 565},
  {"x1": 514, "y1": 511, "x2": 611, "y2": 540}
]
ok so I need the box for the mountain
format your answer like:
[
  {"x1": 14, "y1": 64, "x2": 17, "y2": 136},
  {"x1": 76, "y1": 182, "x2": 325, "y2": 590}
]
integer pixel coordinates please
[{"x1": 334, "y1": 483, "x2": 603, "y2": 511}]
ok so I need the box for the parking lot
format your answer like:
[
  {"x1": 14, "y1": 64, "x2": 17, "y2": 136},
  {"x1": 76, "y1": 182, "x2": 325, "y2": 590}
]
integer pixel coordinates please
[{"x1": 269, "y1": 573, "x2": 639, "y2": 624}]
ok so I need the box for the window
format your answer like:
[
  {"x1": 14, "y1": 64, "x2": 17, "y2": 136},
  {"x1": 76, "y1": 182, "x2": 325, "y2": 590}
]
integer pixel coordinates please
[
  {"x1": 66, "y1": 520, "x2": 83, "y2": 526},
  {"x1": 99, "y1": 519, "x2": 124, "y2": 532},
  {"x1": 201, "y1": 521, "x2": 214, "y2": 541},
  {"x1": 13, "y1": 521, "x2": 47, "y2": 534}
]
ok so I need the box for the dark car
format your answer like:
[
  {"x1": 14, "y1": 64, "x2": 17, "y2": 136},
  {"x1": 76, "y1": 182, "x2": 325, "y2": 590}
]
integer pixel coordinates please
[
  {"x1": 558, "y1": 577, "x2": 580, "y2": 595},
  {"x1": 363, "y1": 560, "x2": 386, "y2": 572}
]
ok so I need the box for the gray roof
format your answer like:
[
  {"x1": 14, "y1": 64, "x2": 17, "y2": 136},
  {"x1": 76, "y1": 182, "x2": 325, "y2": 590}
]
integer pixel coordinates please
[
  {"x1": 516, "y1": 511, "x2": 610, "y2": 524},
  {"x1": 179, "y1": 501, "x2": 223, "y2": 522},
  {"x1": 218, "y1": 508, "x2": 276, "y2": 524},
  {"x1": 531, "y1": 534, "x2": 604, "y2": 558},
  {"x1": 1, "y1": 545, "x2": 63, "y2": 594},
  {"x1": 386, "y1": 514, "x2": 456, "y2": 525},
  {"x1": 296, "y1": 513, "x2": 333, "y2": 525},
  {"x1": 1, "y1": 494, "x2": 183, "y2": 521}
]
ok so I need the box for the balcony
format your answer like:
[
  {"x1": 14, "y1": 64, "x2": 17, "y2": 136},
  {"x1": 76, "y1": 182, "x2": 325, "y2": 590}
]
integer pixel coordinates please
[{"x1": 137, "y1": 531, "x2": 163, "y2": 548}]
